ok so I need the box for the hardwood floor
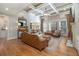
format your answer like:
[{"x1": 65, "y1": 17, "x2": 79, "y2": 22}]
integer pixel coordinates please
[{"x1": 0, "y1": 38, "x2": 78, "y2": 56}]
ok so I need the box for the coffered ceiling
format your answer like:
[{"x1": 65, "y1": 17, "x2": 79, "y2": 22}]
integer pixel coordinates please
[
  {"x1": 0, "y1": 3, "x2": 72, "y2": 16},
  {"x1": 25, "y1": 3, "x2": 72, "y2": 16}
]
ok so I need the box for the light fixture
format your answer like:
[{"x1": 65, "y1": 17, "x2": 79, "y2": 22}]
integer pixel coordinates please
[
  {"x1": 63, "y1": 8, "x2": 66, "y2": 11},
  {"x1": 5, "y1": 8, "x2": 9, "y2": 11},
  {"x1": 44, "y1": 13, "x2": 50, "y2": 15},
  {"x1": 5, "y1": 26, "x2": 8, "y2": 30}
]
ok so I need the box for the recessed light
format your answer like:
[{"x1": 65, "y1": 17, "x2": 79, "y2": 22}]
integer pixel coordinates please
[
  {"x1": 5, "y1": 8, "x2": 9, "y2": 11},
  {"x1": 44, "y1": 14, "x2": 50, "y2": 15},
  {"x1": 63, "y1": 8, "x2": 66, "y2": 11}
]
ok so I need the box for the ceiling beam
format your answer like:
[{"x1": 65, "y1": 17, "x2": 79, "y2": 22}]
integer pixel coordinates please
[
  {"x1": 28, "y1": 4, "x2": 36, "y2": 10},
  {"x1": 28, "y1": 4, "x2": 44, "y2": 15},
  {"x1": 48, "y1": 3, "x2": 59, "y2": 14}
]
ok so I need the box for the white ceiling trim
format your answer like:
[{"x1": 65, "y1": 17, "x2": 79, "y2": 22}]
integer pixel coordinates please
[{"x1": 48, "y1": 3, "x2": 59, "y2": 14}]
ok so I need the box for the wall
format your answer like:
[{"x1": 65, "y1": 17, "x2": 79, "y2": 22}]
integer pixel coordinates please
[
  {"x1": 42, "y1": 14, "x2": 68, "y2": 36},
  {"x1": 27, "y1": 13, "x2": 41, "y2": 32},
  {"x1": 8, "y1": 15, "x2": 18, "y2": 40},
  {"x1": 0, "y1": 15, "x2": 9, "y2": 39},
  {"x1": 72, "y1": 4, "x2": 79, "y2": 53},
  {"x1": 0, "y1": 13, "x2": 18, "y2": 40}
]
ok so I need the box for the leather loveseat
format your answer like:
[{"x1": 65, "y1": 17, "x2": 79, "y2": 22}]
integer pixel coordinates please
[{"x1": 20, "y1": 32, "x2": 48, "y2": 51}]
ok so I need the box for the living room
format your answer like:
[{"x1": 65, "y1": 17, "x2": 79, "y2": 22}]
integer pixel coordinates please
[{"x1": 0, "y1": 3, "x2": 79, "y2": 56}]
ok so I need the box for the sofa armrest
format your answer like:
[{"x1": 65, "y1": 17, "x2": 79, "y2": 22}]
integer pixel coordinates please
[{"x1": 38, "y1": 38, "x2": 48, "y2": 49}]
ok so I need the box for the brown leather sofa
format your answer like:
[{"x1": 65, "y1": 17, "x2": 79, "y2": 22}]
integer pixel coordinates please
[
  {"x1": 20, "y1": 32, "x2": 48, "y2": 51},
  {"x1": 44, "y1": 30, "x2": 61, "y2": 38}
]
